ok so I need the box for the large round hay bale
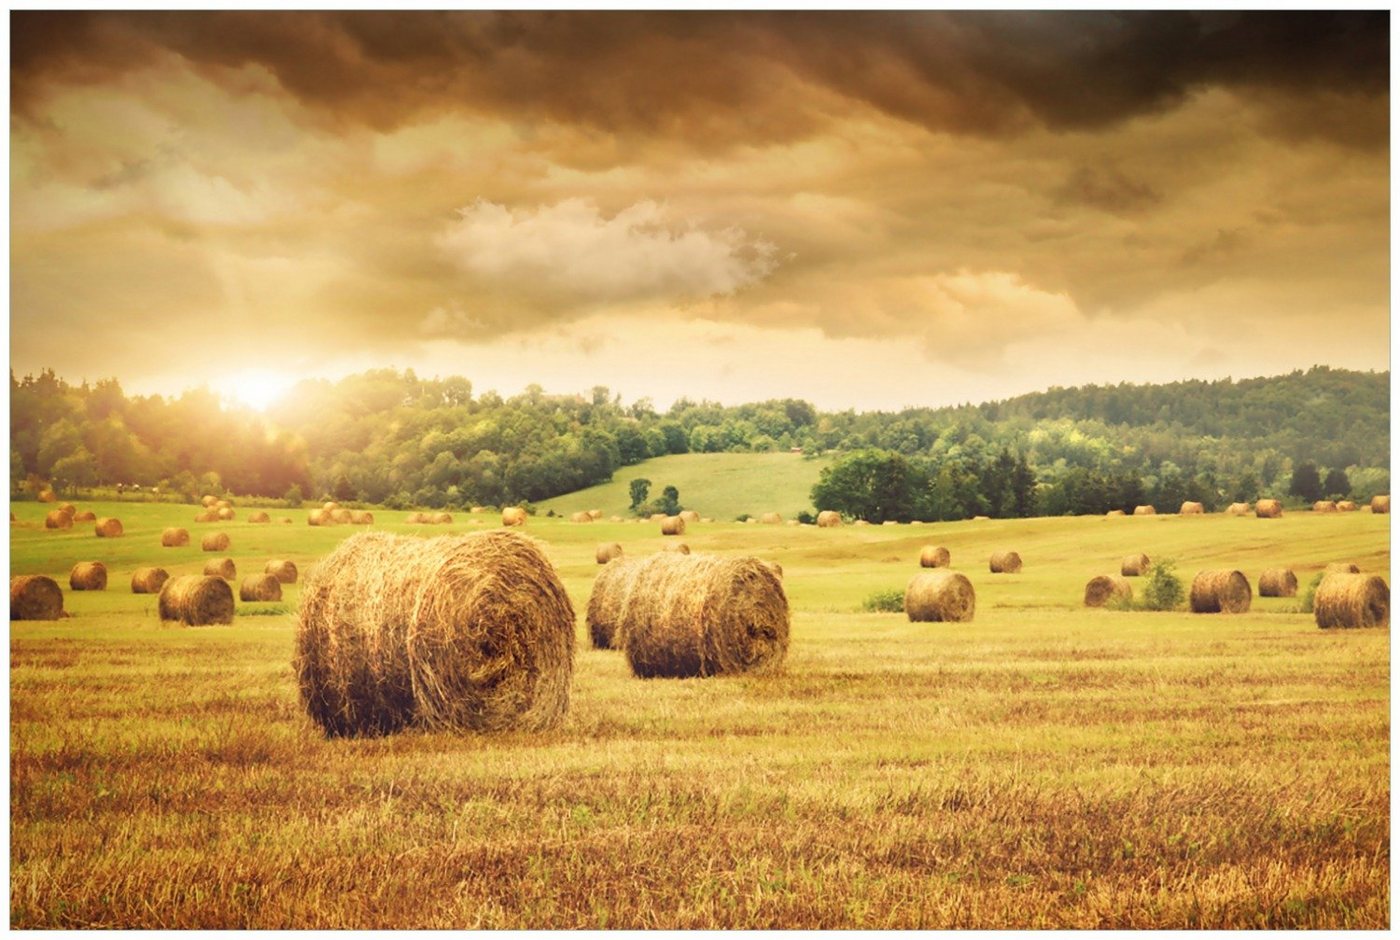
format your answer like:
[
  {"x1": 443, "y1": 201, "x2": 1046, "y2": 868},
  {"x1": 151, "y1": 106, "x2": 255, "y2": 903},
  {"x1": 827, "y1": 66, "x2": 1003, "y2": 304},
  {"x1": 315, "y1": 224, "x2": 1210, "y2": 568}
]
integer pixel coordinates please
[
  {"x1": 1337, "y1": 500, "x2": 1358, "y2": 512},
  {"x1": 215, "y1": 499, "x2": 232, "y2": 511},
  {"x1": 43, "y1": 510, "x2": 72, "y2": 530},
  {"x1": 619, "y1": 553, "x2": 789, "y2": 678},
  {"x1": 1084, "y1": 575, "x2": 1131, "y2": 607},
  {"x1": 195, "y1": 510, "x2": 220, "y2": 523},
  {"x1": 570, "y1": 511, "x2": 593, "y2": 523},
  {"x1": 661, "y1": 515, "x2": 686, "y2": 536},
  {"x1": 759, "y1": 512, "x2": 782, "y2": 525},
  {"x1": 595, "y1": 542, "x2": 623, "y2": 565},
  {"x1": 1225, "y1": 502, "x2": 1251, "y2": 516},
  {"x1": 816, "y1": 510, "x2": 842, "y2": 528},
  {"x1": 295, "y1": 530, "x2": 575, "y2": 736},
  {"x1": 678, "y1": 510, "x2": 701, "y2": 524},
  {"x1": 502, "y1": 507, "x2": 526, "y2": 527},
  {"x1": 1258, "y1": 567, "x2": 1297, "y2": 597},
  {"x1": 1180, "y1": 501, "x2": 1204, "y2": 515},
  {"x1": 1132, "y1": 505, "x2": 1156, "y2": 516},
  {"x1": 1121, "y1": 553, "x2": 1151, "y2": 577},
  {"x1": 265, "y1": 559, "x2": 298, "y2": 584},
  {"x1": 158, "y1": 576, "x2": 235, "y2": 626},
  {"x1": 330, "y1": 508, "x2": 352, "y2": 525},
  {"x1": 1255, "y1": 499, "x2": 1283, "y2": 518},
  {"x1": 350, "y1": 510, "x2": 374, "y2": 525},
  {"x1": 661, "y1": 542, "x2": 691, "y2": 554},
  {"x1": 587, "y1": 509, "x2": 603, "y2": 521},
  {"x1": 322, "y1": 501, "x2": 339, "y2": 513},
  {"x1": 430, "y1": 512, "x2": 453, "y2": 525},
  {"x1": 36, "y1": 489, "x2": 56, "y2": 503},
  {"x1": 201, "y1": 495, "x2": 218, "y2": 508},
  {"x1": 203, "y1": 557, "x2": 236, "y2": 580},
  {"x1": 11, "y1": 575, "x2": 64, "y2": 619},
  {"x1": 989, "y1": 550, "x2": 1022, "y2": 574},
  {"x1": 1313, "y1": 500, "x2": 1338, "y2": 513},
  {"x1": 1370, "y1": 495, "x2": 1390, "y2": 514},
  {"x1": 1314, "y1": 574, "x2": 1389, "y2": 629},
  {"x1": 72, "y1": 510, "x2": 96, "y2": 522},
  {"x1": 239, "y1": 574, "x2": 282, "y2": 602},
  {"x1": 919, "y1": 545, "x2": 950, "y2": 568},
  {"x1": 1189, "y1": 570, "x2": 1252, "y2": 613},
  {"x1": 308, "y1": 510, "x2": 329, "y2": 526},
  {"x1": 249, "y1": 510, "x2": 271, "y2": 524},
  {"x1": 201, "y1": 532, "x2": 230, "y2": 552},
  {"x1": 56, "y1": 502, "x2": 76, "y2": 516},
  {"x1": 1324, "y1": 562, "x2": 1361, "y2": 575},
  {"x1": 130, "y1": 566, "x2": 169, "y2": 594},
  {"x1": 161, "y1": 527, "x2": 190, "y2": 547},
  {"x1": 94, "y1": 517, "x2": 123, "y2": 538},
  {"x1": 587, "y1": 557, "x2": 642, "y2": 649},
  {"x1": 904, "y1": 570, "x2": 975, "y2": 622},
  {"x1": 1105, "y1": 509, "x2": 1125, "y2": 517},
  {"x1": 216, "y1": 507, "x2": 235, "y2": 521},
  {"x1": 69, "y1": 561, "x2": 107, "y2": 591}
]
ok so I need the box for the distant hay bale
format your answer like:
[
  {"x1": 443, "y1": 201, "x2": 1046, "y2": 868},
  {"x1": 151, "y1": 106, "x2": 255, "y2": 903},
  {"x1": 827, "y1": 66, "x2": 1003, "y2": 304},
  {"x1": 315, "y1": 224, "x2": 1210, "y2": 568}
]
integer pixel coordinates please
[
  {"x1": 570, "y1": 511, "x2": 593, "y2": 523},
  {"x1": 94, "y1": 517, "x2": 124, "y2": 538},
  {"x1": 679, "y1": 510, "x2": 701, "y2": 524},
  {"x1": 786, "y1": 519, "x2": 800, "y2": 527},
  {"x1": 203, "y1": 557, "x2": 236, "y2": 580},
  {"x1": 215, "y1": 499, "x2": 231, "y2": 511},
  {"x1": 72, "y1": 510, "x2": 96, "y2": 522},
  {"x1": 239, "y1": 574, "x2": 283, "y2": 602},
  {"x1": 609, "y1": 516, "x2": 623, "y2": 522},
  {"x1": 817, "y1": 510, "x2": 842, "y2": 528},
  {"x1": 853, "y1": 519, "x2": 870, "y2": 526},
  {"x1": 1324, "y1": 562, "x2": 1361, "y2": 575},
  {"x1": 1258, "y1": 567, "x2": 1298, "y2": 597},
  {"x1": 904, "y1": 570, "x2": 975, "y2": 622},
  {"x1": 1180, "y1": 501, "x2": 1204, "y2": 515},
  {"x1": 701, "y1": 517, "x2": 713, "y2": 523},
  {"x1": 882, "y1": 520, "x2": 898, "y2": 526},
  {"x1": 760, "y1": 512, "x2": 782, "y2": 525},
  {"x1": 502, "y1": 507, "x2": 527, "y2": 527},
  {"x1": 405, "y1": 512, "x2": 425, "y2": 524},
  {"x1": 201, "y1": 495, "x2": 218, "y2": 508},
  {"x1": 295, "y1": 530, "x2": 575, "y2": 736},
  {"x1": 619, "y1": 553, "x2": 789, "y2": 678},
  {"x1": 195, "y1": 510, "x2": 220, "y2": 523},
  {"x1": 919, "y1": 545, "x2": 950, "y2": 568},
  {"x1": 1314, "y1": 574, "x2": 1389, "y2": 629},
  {"x1": 265, "y1": 559, "x2": 298, "y2": 584},
  {"x1": 130, "y1": 567, "x2": 169, "y2": 594},
  {"x1": 350, "y1": 511, "x2": 374, "y2": 525},
  {"x1": 37, "y1": 489, "x2": 56, "y2": 503},
  {"x1": 972, "y1": 515, "x2": 990, "y2": 521},
  {"x1": 661, "y1": 516, "x2": 686, "y2": 536},
  {"x1": 1337, "y1": 500, "x2": 1358, "y2": 512},
  {"x1": 158, "y1": 576, "x2": 235, "y2": 626},
  {"x1": 216, "y1": 507, "x2": 235, "y2": 521},
  {"x1": 56, "y1": 502, "x2": 75, "y2": 515},
  {"x1": 587, "y1": 557, "x2": 642, "y2": 649},
  {"x1": 1105, "y1": 509, "x2": 1125, "y2": 517},
  {"x1": 587, "y1": 509, "x2": 603, "y2": 521},
  {"x1": 11, "y1": 575, "x2": 64, "y2": 620},
  {"x1": 1313, "y1": 500, "x2": 1338, "y2": 513},
  {"x1": 1121, "y1": 553, "x2": 1150, "y2": 577},
  {"x1": 322, "y1": 502, "x2": 339, "y2": 513},
  {"x1": 1226, "y1": 502, "x2": 1251, "y2": 515},
  {"x1": 43, "y1": 510, "x2": 73, "y2": 530},
  {"x1": 989, "y1": 550, "x2": 1023, "y2": 574},
  {"x1": 308, "y1": 510, "x2": 330, "y2": 526},
  {"x1": 661, "y1": 542, "x2": 691, "y2": 554},
  {"x1": 1132, "y1": 505, "x2": 1156, "y2": 516},
  {"x1": 69, "y1": 561, "x2": 108, "y2": 591},
  {"x1": 1189, "y1": 570, "x2": 1252, "y2": 614},
  {"x1": 1370, "y1": 495, "x2": 1389, "y2": 514},
  {"x1": 161, "y1": 527, "x2": 190, "y2": 547},
  {"x1": 248, "y1": 510, "x2": 271, "y2": 524},
  {"x1": 201, "y1": 532, "x2": 230, "y2": 552},
  {"x1": 431, "y1": 512, "x2": 453, "y2": 525},
  {"x1": 595, "y1": 542, "x2": 623, "y2": 565},
  {"x1": 1084, "y1": 575, "x2": 1132, "y2": 607},
  {"x1": 1255, "y1": 499, "x2": 1283, "y2": 519},
  {"x1": 469, "y1": 506, "x2": 487, "y2": 514},
  {"x1": 330, "y1": 508, "x2": 353, "y2": 524}
]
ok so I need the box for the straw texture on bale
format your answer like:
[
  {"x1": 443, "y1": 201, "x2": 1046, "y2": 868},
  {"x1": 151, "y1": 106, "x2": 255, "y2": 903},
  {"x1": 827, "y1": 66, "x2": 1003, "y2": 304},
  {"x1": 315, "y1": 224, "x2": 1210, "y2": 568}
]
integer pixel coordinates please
[
  {"x1": 308, "y1": 510, "x2": 330, "y2": 526},
  {"x1": 1189, "y1": 570, "x2": 1252, "y2": 614},
  {"x1": 37, "y1": 490, "x2": 56, "y2": 503},
  {"x1": 661, "y1": 542, "x2": 691, "y2": 554},
  {"x1": 586, "y1": 557, "x2": 643, "y2": 649},
  {"x1": 57, "y1": 502, "x2": 76, "y2": 515},
  {"x1": 323, "y1": 502, "x2": 339, "y2": 513},
  {"x1": 1132, "y1": 505, "x2": 1156, "y2": 516},
  {"x1": 1255, "y1": 499, "x2": 1283, "y2": 518},
  {"x1": 1370, "y1": 495, "x2": 1390, "y2": 514},
  {"x1": 131, "y1": 567, "x2": 169, "y2": 594},
  {"x1": 161, "y1": 527, "x2": 190, "y2": 547},
  {"x1": 70, "y1": 561, "x2": 108, "y2": 591},
  {"x1": 159, "y1": 576, "x2": 235, "y2": 626},
  {"x1": 1084, "y1": 575, "x2": 1131, "y2": 607},
  {"x1": 618, "y1": 553, "x2": 789, "y2": 679},
  {"x1": 570, "y1": 511, "x2": 593, "y2": 523},
  {"x1": 201, "y1": 532, "x2": 230, "y2": 552},
  {"x1": 1337, "y1": 500, "x2": 1358, "y2": 512},
  {"x1": 1226, "y1": 502, "x2": 1251, "y2": 515},
  {"x1": 679, "y1": 510, "x2": 701, "y2": 524},
  {"x1": 350, "y1": 511, "x2": 374, "y2": 525},
  {"x1": 1313, "y1": 500, "x2": 1338, "y2": 513},
  {"x1": 201, "y1": 495, "x2": 218, "y2": 508},
  {"x1": 817, "y1": 510, "x2": 842, "y2": 527},
  {"x1": 904, "y1": 570, "x2": 976, "y2": 622},
  {"x1": 12, "y1": 575, "x2": 64, "y2": 620},
  {"x1": 249, "y1": 510, "x2": 271, "y2": 524},
  {"x1": 502, "y1": 507, "x2": 527, "y2": 527},
  {"x1": 765, "y1": 561, "x2": 783, "y2": 579},
  {"x1": 216, "y1": 507, "x2": 235, "y2": 521},
  {"x1": 329, "y1": 508, "x2": 352, "y2": 524},
  {"x1": 1121, "y1": 553, "x2": 1150, "y2": 577},
  {"x1": 266, "y1": 559, "x2": 298, "y2": 583},
  {"x1": 215, "y1": 499, "x2": 231, "y2": 510},
  {"x1": 195, "y1": 510, "x2": 219, "y2": 523},
  {"x1": 661, "y1": 516, "x2": 686, "y2": 536},
  {"x1": 760, "y1": 512, "x2": 782, "y2": 525},
  {"x1": 1258, "y1": 567, "x2": 1297, "y2": 597},
  {"x1": 1314, "y1": 574, "x2": 1389, "y2": 629},
  {"x1": 203, "y1": 557, "x2": 236, "y2": 580},
  {"x1": 44, "y1": 510, "x2": 73, "y2": 530},
  {"x1": 919, "y1": 545, "x2": 951, "y2": 568},
  {"x1": 1180, "y1": 501, "x2": 1204, "y2": 514},
  {"x1": 989, "y1": 551, "x2": 1023, "y2": 574},
  {"x1": 595, "y1": 542, "x2": 623, "y2": 565},
  {"x1": 240, "y1": 574, "x2": 283, "y2": 602},
  {"x1": 94, "y1": 517, "x2": 123, "y2": 538},
  {"x1": 73, "y1": 510, "x2": 96, "y2": 522},
  {"x1": 295, "y1": 530, "x2": 575, "y2": 737},
  {"x1": 1324, "y1": 562, "x2": 1361, "y2": 574}
]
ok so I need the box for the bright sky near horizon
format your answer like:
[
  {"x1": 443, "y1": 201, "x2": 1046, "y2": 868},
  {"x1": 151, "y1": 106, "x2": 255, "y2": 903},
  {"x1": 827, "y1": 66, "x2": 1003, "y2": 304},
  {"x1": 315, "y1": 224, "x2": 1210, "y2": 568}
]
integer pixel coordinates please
[{"x1": 9, "y1": 11, "x2": 1391, "y2": 412}]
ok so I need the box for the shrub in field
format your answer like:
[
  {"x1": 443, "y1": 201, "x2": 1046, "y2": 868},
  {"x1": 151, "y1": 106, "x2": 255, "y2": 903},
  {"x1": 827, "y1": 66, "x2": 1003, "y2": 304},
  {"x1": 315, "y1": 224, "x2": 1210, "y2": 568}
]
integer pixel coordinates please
[
  {"x1": 1300, "y1": 572, "x2": 1327, "y2": 614},
  {"x1": 1141, "y1": 558, "x2": 1185, "y2": 611},
  {"x1": 861, "y1": 588, "x2": 905, "y2": 613}
]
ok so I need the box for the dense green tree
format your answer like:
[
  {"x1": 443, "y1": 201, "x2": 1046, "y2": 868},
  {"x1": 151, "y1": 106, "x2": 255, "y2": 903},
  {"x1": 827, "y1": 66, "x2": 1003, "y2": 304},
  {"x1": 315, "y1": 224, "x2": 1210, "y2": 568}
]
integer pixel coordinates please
[
  {"x1": 629, "y1": 478, "x2": 651, "y2": 510},
  {"x1": 1289, "y1": 461, "x2": 1323, "y2": 502},
  {"x1": 1324, "y1": 467, "x2": 1351, "y2": 500}
]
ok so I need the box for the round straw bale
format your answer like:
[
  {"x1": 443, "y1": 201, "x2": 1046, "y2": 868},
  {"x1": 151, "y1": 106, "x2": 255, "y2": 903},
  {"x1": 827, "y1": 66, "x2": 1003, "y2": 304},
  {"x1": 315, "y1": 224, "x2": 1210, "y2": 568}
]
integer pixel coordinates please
[
  {"x1": 216, "y1": 507, "x2": 235, "y2": 521},
  {"x1": 37, "y1": 489, "x2": 56, "y2": 503},
  {"x1": 1258, "y1": 567, "x2": 1298, "y2": 597},
  {"x1": 1324, "y1": 562, "x2": 1361, "y2": 574},
  {"x1": 350, "y1": 511, "x2": 374, "y2": 525},
  {"x1": 649, "y1": 513, "x2": 668, "y2": 522},
  {"x1": 201, "y1": 495, "x2": 218, "y2": 508},
  {"x1": 661, "y1": 515, "x2": 686, "y2": 536},
  {"x1": 904, "y1": 570, "x2": 975, "y2": 622},
  {"x1": 72, "y1": 510, "x2": 96, "y2": 522},
  {"x1": 430, "y1": 512, "x2": 453, "y2": 525},
  {"x1": 323, "y1": 502, "x2": 339, "y2": 513},
  {"x1": 609, "y1": 516, "x2": 623, "y2": 522},
  {"x1": 70, "y1": 561, "x2": 107, "y2": 591},
  {"x1": 1337, "y1": 500, "x2": 1358, "y2": 512},
  {"x1": 1084, "y1": 575, "x2": 1131, "y2": 607},
  {"x1": 130, "y1": 567, "x2": 169, "y2": 594},
  {"x1": 1189, "y1": 570, "x2": 1252, "y2": 613},
  {"x1": 1313, "y1": 500, "x2": 1338, "y2": 513},
  {"x1": 1105, "y1": 509, "x2": 1125, "y2": 517},
  {"x1": 595, "y1": 542, "x2": 623, "y2": 565},
  {"x1": 94, "y1": 517, "x2": 123, "y2": 538},
  {"x1": 883, "y1": 520, "x2": 899, "y2": 527},
  {"x1": 765, "y1": 561, "x2": 783, "y2": 578},
  {"x1": 587, "y1": 557, "x2": 643, "y2": 649},
  {"x1": 295, "y1": 529, "x2": 575, "y2": 736},
  {"x1": 1255, "y1": 499, "x2": 1283, "y2": 518},
  {"x1": 307, "y1": 509, "x2": 329, "y2": 526},
  {"x1": 661, "y1": 542, "x2": 691, "y2": 554},
  {"x1": 989, "y1": 550, "x2": 1022, "y2": 574},
  {"x1": 585, "y1": 510, "x2": 601, "y2": 521},
  {"x1": 759, "y1": 512, "x2": 782, "y2": 525},
  {"x1": 194, "y1": 510, "x2": 219, "y2": 523},
  {"x1": 203, "y1": 557, "x2": 236, "y2": 580},
  {"x1": 1370, "y1": 495, "x2": 1389, "y2": 514},
  {"x1": 919, "y1": 545, "x2": 951, "y2": 568},
  {"x1": 570, "y1": 511, "x2": 593, "y2": 523},
  {"x1": 1121, "y1": 553, "x2": 1150, "y2": 577},
  {"x1": 249, "y1": 510, "x2": 271, "y2": 524},
  {"x1": 239, "y1": 574, "x2": 282, "y2": 602},
  {"x1": 502, "y1": 507, "x2": 526, "y2": 527},
  {"x1": 265, "y1": 559, "x2": 298, "y2": 583},
  {"x1": 43, "y1": 510, "x2": 72, "y2": 530},
  {"x1": 56, "y1": 502, "x2": 76, "y2": 515},
  {"x1": 853, "y1": 519, "x2": 870, "y2": 526},
  {"x1": 330, "y1": 508, "x2": 352, "y2": 524},
  {"x1": 1132, "y1": 505, "x2": 1156, "y2": 516},
  {"x1": 817, "y1": 510, "x2": 842, "y2": 527},
  {"x1": 469, "y1": 506, "x2": 488, "y2": 514},
  {"x1": 972, "y1": 515, "x2": 990, "y2": 521},
  {"x1": 1314, "y1": 574, "x2": 1389, "y2": 629},
  {"x1": 405, "y1": 512, "x2": 425, "y2": 524},
  {"x1": 11, "y1": 575, "x2": 64, "y2": 620},
  {"x1": 158, "y1": 576, "x2": 235, "y2": 626},
  {"x1": 1180, "y1": 501, "x2": 1204, "y2": 514},
  {"x1": 201, "y1": 532, "x2": 230, "y2": 552},
  {"x1": 679, "y1": 510, "x2": 701, "y2": 524},
  {"x1": 619, "y1": 553, "x2": 789, "y2": 678},
  {"x1": 786, "y1": 519, "x2": 800, "y2": 526},
  {"x1": 161, "y1": 527, "x2": 190, "y2": 547},
  {"x1": 1226, "y1": 502, "x2": 1251, "y2": 515},
  {"x1": 215, "y1": 500, "x2": 231, "y2": 511}
]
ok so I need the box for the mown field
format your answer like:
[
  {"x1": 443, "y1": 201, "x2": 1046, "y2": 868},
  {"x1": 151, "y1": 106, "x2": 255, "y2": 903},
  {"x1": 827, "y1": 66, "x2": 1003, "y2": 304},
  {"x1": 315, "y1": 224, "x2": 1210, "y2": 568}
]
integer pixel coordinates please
[{"x1": 10, "y1": 499, "x2": 1391, "y2": 928}]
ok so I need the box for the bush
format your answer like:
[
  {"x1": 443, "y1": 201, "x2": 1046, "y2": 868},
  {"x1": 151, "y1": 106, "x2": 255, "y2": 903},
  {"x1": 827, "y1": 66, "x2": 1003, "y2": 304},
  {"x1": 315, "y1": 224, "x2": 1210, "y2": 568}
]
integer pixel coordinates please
[
  {"x1": 1300, "y1": 571, "x2": 1327, "y2": 613},
  {"x1": 735, "y1": 513, "x2": 752, "y2": 522},
  {"x1": 1141, "y1": 558, "x2": 1185, "y2": 611},
  {"x1": 283, "y1": 484, "x2": 304, "y2": 508},
  {"x1": 861, "y1": 588, "x2": 905, "y2": 613},
  {"x1": 796, "y1": 510, "x2": 816, "y2": 525}
]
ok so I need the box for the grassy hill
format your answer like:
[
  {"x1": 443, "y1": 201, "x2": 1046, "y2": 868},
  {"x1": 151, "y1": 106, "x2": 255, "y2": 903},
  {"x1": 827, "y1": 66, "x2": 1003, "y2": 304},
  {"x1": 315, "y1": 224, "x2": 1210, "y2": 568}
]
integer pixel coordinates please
[{"x1": 534, "y1": 452, "x2": 833, "y2": 520}]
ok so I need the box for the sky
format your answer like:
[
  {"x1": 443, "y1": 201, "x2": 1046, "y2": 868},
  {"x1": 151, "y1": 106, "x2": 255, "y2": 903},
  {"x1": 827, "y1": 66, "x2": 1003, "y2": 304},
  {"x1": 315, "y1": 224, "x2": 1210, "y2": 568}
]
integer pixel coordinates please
[{"x1": 8, "y1": 10, "x2": 1391, "y2": 412}]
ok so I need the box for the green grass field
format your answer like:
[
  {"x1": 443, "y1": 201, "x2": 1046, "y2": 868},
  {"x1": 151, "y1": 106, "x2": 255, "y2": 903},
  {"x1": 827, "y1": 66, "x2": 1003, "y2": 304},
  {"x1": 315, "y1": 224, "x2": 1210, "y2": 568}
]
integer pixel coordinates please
[{"x1": 9, "y1": 499, "x2": 1391, "y2": 928}]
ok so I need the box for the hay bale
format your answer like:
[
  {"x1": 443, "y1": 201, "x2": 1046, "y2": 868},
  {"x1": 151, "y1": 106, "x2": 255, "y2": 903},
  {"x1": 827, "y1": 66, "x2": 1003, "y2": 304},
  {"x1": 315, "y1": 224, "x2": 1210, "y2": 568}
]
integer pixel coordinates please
[
  {"x1": 1337, "y1": 500, "x2": 1358, "y2": 512},
  {"x1": 330, "y1": 508, "x2": 352, "y2": 524},
  {"x1": 502, "y1": 507, "x2": 526, "y2": 527},
  {"x1": 323, "y1": 501, "x2": 339, "y2": 513},
  {"x1": 972, "y1": 515, "x2": 990, "y2": 521},
  {"x1": 853, "y1": 519, "x2": 870, "y2": 526},
  {"x1": 405, "y1": 512, "x2": 425, "y2": 524},
  {"x1": 1132, "y1": 505, "x2": 1156, "y2": 516},
  {"x1": 1314, "y1": 574, "x2": 1389, "y2": 629},
  {"x1": 158, "y1": 575, "x2": 235, "y2": 626},
  {"x1": 904, "y1": 570, "x2": 975, "y2": 622},
  {"x1": 1105, "y1": 509, "x2": 1125, "y2": 517},
  {"x1": 882, "y1": 520, "x2": 898, "y2": 527},
  {"x1": 216, "y1": 507, "x2": 236, "y2": 521},
  {"x1": 203, "y1": 557, "x2": 236, "y2": 580},
  {"x1": 239, "y1": 574, "x2": 283, "y2": 602},
  {"x1": 570, "y1": 511, "x2": 593, "y2": 523},
  {"x1": 69, "y1": 561, "x2": 108, "y2": 591},
  {"x1": 586, "y1": 557, "x2": 642, "y2": 649},
  {"x1": 618, "y1": 553, "x2": 789, "y2": 678},
  {"x1": 195, "y1": 510, "x2": 220, "y2": 523},
  {"x1": 1189, "y1": 570, "x2": 1252, "y2": 613},
  {"x1": 201, "y1": 532, "x2": 230, "y2": 552},
  {"x1": 661, "y1": 542, "x2": 691, "y2": 554},
  {"x1": 72, "y1": 510, "x2": 96, "y2": 522},
  {"x1": 1121, "y1": 553, "x2": 1150, "y2": 577},
  {"x1": 94, "y1": 517, "x2": 123, "y2": 538},
  {"x1": 786, "y1": 519, "x2": 800, "y2": 527},
  {"x1": 989, "y1": 550, "x2": 1022, "y2": 574},
  {"x1": 1226, "y1": 502, "x2": 1251, "y2": 515},
  {"x1": 609, "y1": 516, "x2": 623, "y2": 522},
  {"x1": 215, "y1": 499, "x2": 232, "y2": 511},
  {"x1": 1370, "y1": 495, "x2": 1390, "y2": 514},
  {"x1": 588, "y1": 509, "x2": 603, "y2": 521},
  {"x1": 295, "y1": 530, "x2": 575, "y2": 736},
  {"x1": 161, "y1": 527, "x2": 190, "y2": 547},
  {"x1": 469, "y1": 506, "x2": 487, "y2": 514},
  {"x1": 350, "y1": 511, "x2": 374, "y2": 525},
  {"x1": 595, "y1": 542, "x2": 623, "y2": 565},
  {"x1": 200, "y1": 495, "x2": 217, "y2": 507},
  {"x1": 701, "y1": 518, "x2": 713, "y2": 523},
  {"x1": 56, "y1": 502, "x2": 76, "y2": 515},
  {"x1": 919, "y1": 545, "x2": 950, "y2": 568},
  {"x1": 265, "y1": 559, "x2": 298, "y2": 584},
  {"x1": 661, "y1": 515, "x2": 686, "y2": 536},
  {"x1": 430, "y1": 512, "x2": 453, "y2": 525},
  {"x1": 1324, "y1": 562, "x2": 1361, "y2": 574},
  {"x1": 1180, "y1": 501, "x2": 1204, "y2": 514},
  {"x1": 1084, "y1": 575, "x2": 1131, "y2": 607},
  {"x1": 817, "y1": 510, "x2": 842, "y2": 528},
  {"x1": 765, "y1": 561, "x2": 783, "y2": 579},
  {"x1": 37, "y1": 489, "x2": 56, "y2": 503},
  {"x1": 760, "y1": 512, "x2": 782, "y2": 525},
  {"x1": 678, "y1": 510, "x2": 701, "y2": 524},
  {"x1": 11, "y1": 575, "x2": 64, "y2": 619},
  {"x1": 130, "y1": 567, "x2": 169, "y2": 594},
  {"x1": 308, "y1": 509, "x2": 329, "y2": 526},
  {"x1": 249, "y1": 511, "x2": 271, "y2": 524},
  {"x1": 1258, "y1": 567, "x2": 1297, "y2": 597},
  {"x1": 1255, "y1": 498, "x2": 1283, "y2": 518},
  {"x1": 1313, "y1": 500, "x2": 1338, "y2": 513},
  {"x1": 43, "y1": 510, "x2": 72, "y2": 530}
]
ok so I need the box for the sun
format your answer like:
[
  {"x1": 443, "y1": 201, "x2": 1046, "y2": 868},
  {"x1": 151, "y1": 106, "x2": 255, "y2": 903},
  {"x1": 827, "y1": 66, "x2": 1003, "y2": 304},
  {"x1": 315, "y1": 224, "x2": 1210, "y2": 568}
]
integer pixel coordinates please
[{"x1": 220, "y1": 369, "x2": 296, "y2": 412}]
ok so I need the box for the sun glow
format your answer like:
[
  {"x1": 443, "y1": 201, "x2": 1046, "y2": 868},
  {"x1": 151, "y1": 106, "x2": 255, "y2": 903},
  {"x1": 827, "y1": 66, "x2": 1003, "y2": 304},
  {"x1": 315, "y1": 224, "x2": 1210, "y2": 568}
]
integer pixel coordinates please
[{"x1": 219, "y1": 369, "x2": 296, "y2": 412}]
